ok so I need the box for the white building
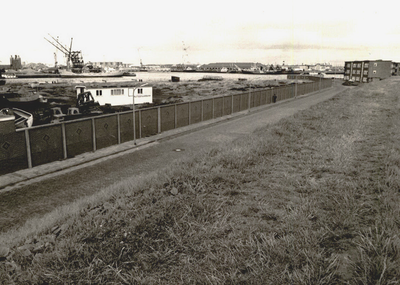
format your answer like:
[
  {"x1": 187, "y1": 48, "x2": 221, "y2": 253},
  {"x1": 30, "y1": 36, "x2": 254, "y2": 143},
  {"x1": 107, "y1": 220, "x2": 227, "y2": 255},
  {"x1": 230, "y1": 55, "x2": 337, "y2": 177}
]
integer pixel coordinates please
[{"x1": 76, "y1": 86, "x2": 153, "y2": 106}]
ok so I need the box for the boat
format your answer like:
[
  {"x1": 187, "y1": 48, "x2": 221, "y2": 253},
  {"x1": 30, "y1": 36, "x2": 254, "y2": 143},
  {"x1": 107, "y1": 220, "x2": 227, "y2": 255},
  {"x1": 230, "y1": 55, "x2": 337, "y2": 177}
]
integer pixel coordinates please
[
  {"x1": 122, "y1": 71, "x2": 137, "y2": 77},
  {"x1": 0, "y1": 109, "x2": 16, "y2": 134},
  {"x1": 1, "y1": 93, "x2": 47, "y2": 111},
  {"x1": 58, "y1": 69, "x2": 124, "y2": 78},
  {"x1": 171, "y1": 76, "x2": 180, "y2": 82},
  {"x1": 198, "y1": 75, "x2": 223, "y2": 81},
  {"x1": 14, "y1": 68, "x2": 60, "y2": 78},
  {"x1": 0, "y1": 108, "x2": 33, "y2": 129}
]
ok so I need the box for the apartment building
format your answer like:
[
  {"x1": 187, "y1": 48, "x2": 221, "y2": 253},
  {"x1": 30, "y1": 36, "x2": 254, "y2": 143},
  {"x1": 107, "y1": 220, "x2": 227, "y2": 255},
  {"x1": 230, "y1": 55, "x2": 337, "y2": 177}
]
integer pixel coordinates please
[
  {"x1": 391, "y1": 62, "x2": 400, "y2": 76},
  {"x1": 344, "y1": 60, "x2": 392, "y2": 83}
]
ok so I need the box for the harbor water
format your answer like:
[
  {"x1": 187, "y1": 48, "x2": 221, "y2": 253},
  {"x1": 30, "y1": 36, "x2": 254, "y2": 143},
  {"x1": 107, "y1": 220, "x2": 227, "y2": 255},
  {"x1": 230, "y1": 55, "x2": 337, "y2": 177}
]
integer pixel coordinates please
[{"x1": 3, "y1": 72, "x2": 344, "y2": 85}]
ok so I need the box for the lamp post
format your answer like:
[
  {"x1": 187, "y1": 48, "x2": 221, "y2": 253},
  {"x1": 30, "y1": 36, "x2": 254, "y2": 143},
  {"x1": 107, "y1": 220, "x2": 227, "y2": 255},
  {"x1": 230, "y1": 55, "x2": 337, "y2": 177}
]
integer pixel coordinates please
[{"x1": 130, "y1": 83, "x2": 148, "y2": 145}]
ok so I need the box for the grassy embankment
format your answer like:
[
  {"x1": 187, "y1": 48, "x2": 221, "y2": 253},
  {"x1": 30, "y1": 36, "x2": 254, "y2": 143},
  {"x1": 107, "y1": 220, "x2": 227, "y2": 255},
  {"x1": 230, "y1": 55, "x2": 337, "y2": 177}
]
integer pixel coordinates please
[{"x1": 1, "y1": 79, "x2": 400, "y2": 283}]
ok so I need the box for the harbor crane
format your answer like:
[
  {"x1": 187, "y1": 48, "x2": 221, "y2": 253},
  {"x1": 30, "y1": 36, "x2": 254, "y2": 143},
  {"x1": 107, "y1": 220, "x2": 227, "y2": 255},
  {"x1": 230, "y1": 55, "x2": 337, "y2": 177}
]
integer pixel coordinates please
[
  {"x1": 44, "y1": 34, "x2": 84, "y2": 72},
  {"x1": 182, "y1": 41, "x2": 189, "y2": 67}
]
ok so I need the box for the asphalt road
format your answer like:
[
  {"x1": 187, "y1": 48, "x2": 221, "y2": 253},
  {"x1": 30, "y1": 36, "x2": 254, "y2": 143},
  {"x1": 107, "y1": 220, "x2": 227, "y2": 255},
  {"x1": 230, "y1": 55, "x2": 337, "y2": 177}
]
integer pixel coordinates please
[{"x1": 0, "y1": 83, "x2": 347, "y2": 232}]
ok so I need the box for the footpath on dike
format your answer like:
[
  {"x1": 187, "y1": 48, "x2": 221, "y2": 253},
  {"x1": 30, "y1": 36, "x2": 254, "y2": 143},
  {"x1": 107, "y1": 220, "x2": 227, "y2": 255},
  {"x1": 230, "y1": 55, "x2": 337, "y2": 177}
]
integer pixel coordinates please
[{"x1": 0, "y1": 82, "x2": 347, "y2": 193}]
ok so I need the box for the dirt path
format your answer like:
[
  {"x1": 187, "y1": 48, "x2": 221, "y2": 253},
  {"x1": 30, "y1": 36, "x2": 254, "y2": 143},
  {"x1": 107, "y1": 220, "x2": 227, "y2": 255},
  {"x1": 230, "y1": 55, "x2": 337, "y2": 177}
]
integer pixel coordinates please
[{"x1": 0, "y1": 83, "x2": 347, "y2": 233}]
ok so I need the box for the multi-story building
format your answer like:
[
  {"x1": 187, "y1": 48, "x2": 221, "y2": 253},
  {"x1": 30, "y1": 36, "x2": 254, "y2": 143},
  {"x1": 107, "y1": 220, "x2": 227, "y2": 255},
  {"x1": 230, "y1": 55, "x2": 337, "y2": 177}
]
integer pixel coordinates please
[
  {"x1": 391, "y1": 62, "x2": 400, "y2": 76},
  {"x1": 344, "y1": 60, "x2": 392, "y2": 83}
]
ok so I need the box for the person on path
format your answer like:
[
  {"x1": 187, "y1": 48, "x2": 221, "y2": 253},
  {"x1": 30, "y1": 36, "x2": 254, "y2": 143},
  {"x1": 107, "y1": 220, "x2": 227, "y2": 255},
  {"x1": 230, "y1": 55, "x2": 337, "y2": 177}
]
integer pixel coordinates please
[{"x1": 272, "y1": 93, "x2": 277, "y2": 103}]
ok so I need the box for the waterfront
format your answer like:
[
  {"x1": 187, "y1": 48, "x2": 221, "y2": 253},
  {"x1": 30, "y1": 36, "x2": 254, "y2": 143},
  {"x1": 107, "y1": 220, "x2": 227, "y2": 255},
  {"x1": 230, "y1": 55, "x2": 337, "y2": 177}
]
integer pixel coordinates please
[{"x1": 2, "y1": 71, "x2": 344, "y2": 85}]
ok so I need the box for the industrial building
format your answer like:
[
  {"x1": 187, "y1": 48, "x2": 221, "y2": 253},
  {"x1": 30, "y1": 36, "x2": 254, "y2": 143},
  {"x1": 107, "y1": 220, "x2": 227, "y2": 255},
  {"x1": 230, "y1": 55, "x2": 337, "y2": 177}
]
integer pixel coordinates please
[
  {"x1": 198, "y1": 62, "x2": 267, "y2": 73},
  {"x1": 0, "y1": 55, "x2": 22, "y2": 71},
  {"x1": 344, "y1": 60, "x2": 392, "y2": 83}
]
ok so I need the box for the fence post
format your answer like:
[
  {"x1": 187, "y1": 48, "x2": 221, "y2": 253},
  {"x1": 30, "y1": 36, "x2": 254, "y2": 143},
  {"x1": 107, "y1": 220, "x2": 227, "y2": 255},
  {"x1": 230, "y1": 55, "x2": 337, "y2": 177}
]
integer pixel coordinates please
[
  {"x1": 248, "y1": 88, "x2": 251, "y2": 112},
  {"x1": 24, "y1": 129, "x2": 32, "y2": 168},
  {"x1": 139, "y1": 110, "x2": 142, "y2": 139},
  {"x1": 201, "y1": 100, "x2": 204, "y2": 121},
  {"x1": 188, "y1": 101, "x2": 191, "y2": 125},
  {"x1": 231, "y1": 94, "x2": 234, "y2": 114},
  {"x1": 212, "y1": 97, "x2": 215, "y2": 119},
  {"x1": 92, "y1": 118, "x2": 96, "y2": 151},
  {"x1": 175, "y1": 104, "x2": 178, "y2": 127},
  {"x1": 157, "y1": 106, "x2": 161, "y2": 133},
  {"x1": 117, "y1": 113, "x2": 121, "y2": 144},
  {"x1": 61, "y1": 123, "x2": 67, "y2": 159},
  {"x1": 133, "y1": 109, "x2": 136, "y2": 145}
]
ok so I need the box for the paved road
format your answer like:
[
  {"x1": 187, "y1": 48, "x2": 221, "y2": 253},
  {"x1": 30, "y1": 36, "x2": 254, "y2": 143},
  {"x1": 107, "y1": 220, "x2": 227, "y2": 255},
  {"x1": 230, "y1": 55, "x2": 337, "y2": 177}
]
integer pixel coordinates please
[{"x1": 0, "y1": 83, "x2": 347, "y2": 232}]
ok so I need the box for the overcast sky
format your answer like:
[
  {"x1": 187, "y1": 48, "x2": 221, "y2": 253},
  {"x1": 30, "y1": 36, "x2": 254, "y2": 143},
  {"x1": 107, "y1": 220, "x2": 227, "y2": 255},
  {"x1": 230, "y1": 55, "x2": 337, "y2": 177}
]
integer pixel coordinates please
[{"x1": 2, "y1": 0, "x2": 399, "y2": 67}]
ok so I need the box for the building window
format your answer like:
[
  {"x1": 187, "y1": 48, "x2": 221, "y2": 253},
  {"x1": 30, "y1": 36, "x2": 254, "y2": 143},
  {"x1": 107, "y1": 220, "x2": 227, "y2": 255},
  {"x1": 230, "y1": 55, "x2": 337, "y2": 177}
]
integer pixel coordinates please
[
  {"x1": 111, "y1": 89, "x2": 124, "y2": 95},
  {"x1": 373, "y1": 70, "x2": 377, "y2": 74},
  {"x1": 355, "y1": 77, "x2": 360, "y2": 82},
  {"x1": 363, "y1": 77, "x2": 367, "y2": 82},
  {"x1": 346, "y1": 70, "x2": 350, "y2": 74},
  {"x1": 346, "y1": 63, "x2": 350, "y2": 67},
  {"x1": 137, "y1": 88, "x2": 143, "y2": 94},
  {"x1": 364, "y1": 70, "x2": 368, "y2": 75},
  {"x1": 356, "y1": 70, "x2": 360, "y2": 74},
  {"x1": 96, "y1": 90, "x2": 102, "y2": 96},
  {"x1": 357, "y1": 63, "x2": 361, "y2": 68},
  {"x1": 365, "y1": 63, "x2": 369, "y2": 68},
  {"x1": 374, "y1": 63, "x2": 378, "y2": 67}
]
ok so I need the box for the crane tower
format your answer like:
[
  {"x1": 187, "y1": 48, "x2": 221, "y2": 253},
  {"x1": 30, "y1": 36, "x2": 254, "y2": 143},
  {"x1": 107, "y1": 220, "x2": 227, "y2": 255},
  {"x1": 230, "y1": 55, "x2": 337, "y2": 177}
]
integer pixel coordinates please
[{"x1": 44, "y1": 34, "x2": 84, "y2": 72}]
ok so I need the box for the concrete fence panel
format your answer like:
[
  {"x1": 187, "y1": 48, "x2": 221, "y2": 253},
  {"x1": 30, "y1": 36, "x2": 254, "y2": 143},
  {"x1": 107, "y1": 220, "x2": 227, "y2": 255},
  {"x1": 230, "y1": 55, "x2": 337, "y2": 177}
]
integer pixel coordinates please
[
  {"x1": 298, "y1": 83, "x2": 304, "y2": 95},
  {"x1": 190, "y1": 101, "x2": 202, "y2": 125},
  {"x1": 266, "y1": 89, "x2": 272, "y2": 104},
  {"x1": 274, "y1": 87, "x2": 281, "y2": 102},
  {"x1": 119, "y1": 112, "x2": 134, "y2": 143},
  {"x1": 232, "y1": 94, "x2": 241, "y2": 113},
  {"x1": 240, "y1": 93, "x2": 249, "y2": 111},
  {"x1": 288, "y1": 85, "x2": 293, "y2": 98},
  {"x1": 0, "y1": 131, "x2": 27, "y2": 175},
  {"x1": 202, "y1": 99, "x2": 213, "y2": 121},
  {"x1": 214, "y1": 97, "x2": 223, "y2": 118},
  {"x1": 290, "y1": 85, "x2": 296, "y2": 98},
  {"x1": 65, "y1": 119, "x2": 93, "y2": 157},
  {"x1": 176, "y1": 103, "x2": 189, "y2": 128},
  {"x1": 160, "y1": 105, "x2": 175, "y2": 132},
  {"x1": 282, "y1": 86, "x2": 287, "y2": 100},
  {"x1": 223, "y1": 95, "x2": 232, "y2": 116},
  {"x1": 282, "y1": 87, "x2": 288, "y2": 100},
  {"x1": 250, "y1": 91, "x2": 259, "y2": 108},
  {"x1": 29, "y1": 124, "x2": 63, "y2": 167},
  {"x1": 255, "y1": 91, "x2": 262, "y2": 107},
  {"x1": 140, "y1": 108, "x2": 158, "y2": 137},
  {"x1": 95, "y1": 115, "x2": 119, "y2": 150},
  {"x1": 260, "y1": 90, "x2": 267, "y2": 105}
]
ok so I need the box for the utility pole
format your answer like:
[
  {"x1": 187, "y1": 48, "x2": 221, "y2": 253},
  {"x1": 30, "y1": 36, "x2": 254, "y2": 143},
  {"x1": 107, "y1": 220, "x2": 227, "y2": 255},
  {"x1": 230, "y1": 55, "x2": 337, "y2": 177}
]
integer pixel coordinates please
[{"x1": 130, "y1": 83, "x2": 148, "y2": 145}]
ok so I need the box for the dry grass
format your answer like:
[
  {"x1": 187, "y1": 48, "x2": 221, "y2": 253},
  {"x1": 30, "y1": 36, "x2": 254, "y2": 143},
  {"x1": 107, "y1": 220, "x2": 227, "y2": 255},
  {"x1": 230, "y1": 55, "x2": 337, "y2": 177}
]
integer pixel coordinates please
[{"x1": 1, "y1": 78, "x2": 400, "y2": 284}]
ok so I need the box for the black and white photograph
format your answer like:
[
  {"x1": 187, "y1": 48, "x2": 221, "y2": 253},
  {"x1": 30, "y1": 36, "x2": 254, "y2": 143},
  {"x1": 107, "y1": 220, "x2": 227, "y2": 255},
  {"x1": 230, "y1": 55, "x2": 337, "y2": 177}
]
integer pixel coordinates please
[{"x1": 1, "y1": 0, "x2": 400, "y2": 283}]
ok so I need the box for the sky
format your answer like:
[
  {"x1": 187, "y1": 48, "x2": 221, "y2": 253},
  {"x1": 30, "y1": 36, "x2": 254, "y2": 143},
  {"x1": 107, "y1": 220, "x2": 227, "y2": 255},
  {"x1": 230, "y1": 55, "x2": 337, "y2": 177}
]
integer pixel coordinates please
[{"x1": 2, "y1": 0, "x2": 400, "y2": 67}]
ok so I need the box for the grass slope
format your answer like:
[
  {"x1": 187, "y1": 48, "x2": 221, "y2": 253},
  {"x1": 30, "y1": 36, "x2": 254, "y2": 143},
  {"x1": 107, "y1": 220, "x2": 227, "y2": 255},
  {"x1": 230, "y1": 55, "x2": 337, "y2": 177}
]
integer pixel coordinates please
[{"x1": 1, "y1": 79, "x2": 400, "y2": 284}]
